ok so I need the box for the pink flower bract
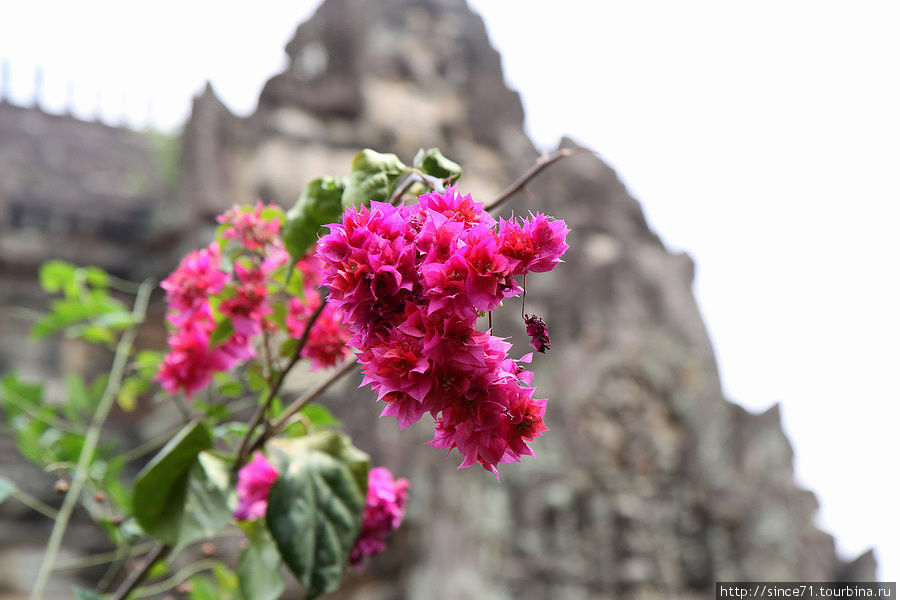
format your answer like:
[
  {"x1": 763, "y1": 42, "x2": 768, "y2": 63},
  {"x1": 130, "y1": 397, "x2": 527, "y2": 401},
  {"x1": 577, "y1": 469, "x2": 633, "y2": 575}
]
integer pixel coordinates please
[
  {"x1": 316, "y1": 186, "x2": 569, "y2": 475},
  {"x1": 234, "y1": 452, "x2": 279, "y2": 521},
  {"x1": 350, "y1": 467, "x2": 409, "y2": 568}
]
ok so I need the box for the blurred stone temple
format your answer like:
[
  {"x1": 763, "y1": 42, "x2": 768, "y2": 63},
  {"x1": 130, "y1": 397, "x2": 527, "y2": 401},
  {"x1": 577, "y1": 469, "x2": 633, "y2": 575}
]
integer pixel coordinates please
[{"x1": 0, "y1": 0, "x2": 875, "y2": 598}]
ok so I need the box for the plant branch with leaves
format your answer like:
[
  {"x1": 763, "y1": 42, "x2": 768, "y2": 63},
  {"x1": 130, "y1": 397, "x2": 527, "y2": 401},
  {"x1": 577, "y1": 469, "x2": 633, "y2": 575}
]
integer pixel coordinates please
[{"x1": 1, "y1": 147, "x2": 572, "y2": 600}]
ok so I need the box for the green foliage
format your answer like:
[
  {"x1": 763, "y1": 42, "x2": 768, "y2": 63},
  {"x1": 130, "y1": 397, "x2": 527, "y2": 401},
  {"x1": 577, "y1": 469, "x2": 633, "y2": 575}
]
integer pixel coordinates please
[
  {"x1": 414, "y1": 147, "x2": 462, "y2": 182},
  {"x1": 5, "y1": 143, "x2": 476, "y2": 597},
  {"x1": 283, "y1": 176, "x2": 347, "y2": 264},
  {"x1": 32, "y1": 261, "x2": 134, "y2": 346},
  {"x1": 176, "y1": 452, "x2": 233, "y2": 551},
  {"x1": 0, "y1": 373, "x2": 116, "y2": 469},
  {"x1": 341, "y1": 149, "x2": 407, "y2": 209},
  {"x1": 132, "y1": 421, "x2": 213, "y2": 545},
  {"x1": 188, "y1": 564, "x2": 240, "y2": 600},
  {"x1": 238, "y1": 521, "x2": 285, "y2": 600},
  {"x1": 300, "y1": 403, "x2": 340, "y2": 429},
  {"x1": 265, "y1": 432, "x2": 370, "y2": 599},
  {"x1": 209, "y1": 318, "x2": 235, "y2": 347}
]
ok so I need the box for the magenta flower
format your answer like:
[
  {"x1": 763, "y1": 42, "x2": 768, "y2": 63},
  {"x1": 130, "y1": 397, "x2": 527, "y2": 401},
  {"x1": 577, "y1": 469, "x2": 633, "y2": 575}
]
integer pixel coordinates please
[
  {"x1": 350, "y1": 467, "x2": 409, "y2": 568},
  {"x1": 316, "y1": 186, "x2": 569, "y2": 475},
  {"x1": 217, "y1": 202, "x2": 282, "y2": 252},
  {"x1": 234, "y1": 452, "x2": 279, "y2": 522}
]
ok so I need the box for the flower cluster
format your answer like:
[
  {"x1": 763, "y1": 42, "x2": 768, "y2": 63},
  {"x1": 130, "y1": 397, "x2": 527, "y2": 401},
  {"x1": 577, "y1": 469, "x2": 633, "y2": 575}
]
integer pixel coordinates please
[
  {"x1": 286, "y1": 255, "x2": 352, "y2": 370},
  {"x1": 234, "y1": 456, "x2": 408, "y2": 569},
  {"x1": 156, "y1": 204, "x2": 351, "y2": 397},
  {"x1": 156, "y1": 242, "x2": 250, "y2": 397},
  {"x1": 316, "y1": 187, "x2": 568, "y2": 475},
  {"x1": 350, "y1": 467, "x2": 409, "y2": 568},
  {"x1": 234, "y1": 451, "x2": 279, "y2": 521}
]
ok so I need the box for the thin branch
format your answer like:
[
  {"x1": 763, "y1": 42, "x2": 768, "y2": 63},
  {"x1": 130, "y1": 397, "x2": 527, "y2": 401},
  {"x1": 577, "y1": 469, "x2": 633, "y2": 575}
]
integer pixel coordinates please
[
  {"x1": 111, "y1": 543, "x2": 171, "y2": 600},
  {"x1": 2, "y1": 393, "x2": 86, "y2": 435},
  {"x1": 53, "y1": 541, "x2": 156, "y2": 572},
  {"x1": 389, "y1": 172, "x2": 421, "y2": 204},
  {"x1": 118, "y1": 425, "x2": 184, "y2": 464},
  {"x1": 240, "y1": 149, "x2": 575, "y2": 462},
  {"x1": 12, "y1": 489, "x2": 59, "y2": 520},
  {"x1": 131, "y1": 558, "x2": 220, "y2": 599},
  {"x1": 232, "y1": 297, "x2": 328, "y2": 471},
  {"x1": 250, "y1": 357, "x2": 358, "y2": 455},
  {"x1": 29, "y1": 278, "x2": 154, "y2": 600},
  {"x1": 482, "y1": 148, "x2": 577, "y2": 213}
]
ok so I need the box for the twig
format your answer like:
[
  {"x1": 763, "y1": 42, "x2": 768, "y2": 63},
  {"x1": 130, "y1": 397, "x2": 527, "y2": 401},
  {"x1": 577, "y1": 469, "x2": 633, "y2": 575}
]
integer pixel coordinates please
[
  {"x1": 118, "y1": 425, "x2": 185, "y2": 464},
  {"x1": 12, "y1": 489, "x2": 59, "y2": 520},
  {"x1": 389, "y1": 172, "x2": 420, "y2": 204},
  {"x1": 240, "y1": 150, "x2": 575, "y2": 461},
  {"x1": 2, "y1": 392, "x2": 86, "y2": 435},
  {"x1": 53, "y1": 541, "x2": 156, "y2": 572},
  {"x1": 482, "y1": 148, "x2": 576, "y2": 213},
  {"x1": 232, "y1": 298, "x2": 328, "y2": 471},
  {"x1": 130, "y1": 558, "x2": 219, "y2": 598},
  {"x1": 29, "y1": 278, "x2": 154, "y2": 600},
  {"x1": 111, "y1": 543, "x2": 171, "y2": 600},
  {"x1": 249, "y1": 357, "x2": 358, "y2": 455}
]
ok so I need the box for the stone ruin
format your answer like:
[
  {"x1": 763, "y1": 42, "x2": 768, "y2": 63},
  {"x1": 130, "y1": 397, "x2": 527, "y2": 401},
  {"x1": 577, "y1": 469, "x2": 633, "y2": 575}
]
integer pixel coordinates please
[{"x1": 0, "y1": 0, "x2": 875, "y2": 597}]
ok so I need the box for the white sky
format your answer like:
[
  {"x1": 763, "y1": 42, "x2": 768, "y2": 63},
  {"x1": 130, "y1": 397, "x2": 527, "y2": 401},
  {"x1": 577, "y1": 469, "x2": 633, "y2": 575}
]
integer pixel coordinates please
[{"x1": 2, "y1": 0, "x2": 897, "y2": 581}]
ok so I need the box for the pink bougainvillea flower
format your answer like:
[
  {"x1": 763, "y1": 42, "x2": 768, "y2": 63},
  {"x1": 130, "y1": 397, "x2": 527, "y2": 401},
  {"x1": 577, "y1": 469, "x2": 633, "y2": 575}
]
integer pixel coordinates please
[
  {"x1": 350, "y1": 467, "x2": 409, "y2": 569},
  {"x1": 160, "y1": 243, "x2": 229, "y2": 325},
  {"x1": 234, "y1": 452, "x2": 279, "y2": 521},
  {"x1": 217, "y1": 202, "x2": 282, "y2": 252},
  {"x1": 316, "y1": 186, "x2": 569, "y2": 475}
]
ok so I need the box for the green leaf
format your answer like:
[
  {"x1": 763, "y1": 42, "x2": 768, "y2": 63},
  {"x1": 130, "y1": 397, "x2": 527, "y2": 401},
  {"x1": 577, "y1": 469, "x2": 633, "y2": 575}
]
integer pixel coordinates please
[
  {"x1": 217, "y1": 380, "x2": 244, "y2": 398},
  {"x1": 209, "y1": 318, "x2": 234, "y2": 347},
  {"x1": 132, "y1": 421, "x2": 212, "y2": 544},
  {"x1": 135, "y1": 351, "x2": 163, "y2": 379},
  {"x1": 0, "y1": 475, "x2": 16, "y2": 503},
  {"x1": 265, "y1": 432, "x2": 370, "y2": 599},
  {"x1": 147, "y1": 560, "x2": 170, "y2": 579},
  {"x1": 62, "y1": 374, "x2": 90, "y2": 422},
  {"x1": 175, "y1": 452, "x2": 233, "y2": 551},
  {"x1": 238, "y1": 521, "x2": 285, "y2": 600},
  {"x1": 82, "y1": 266, "x2": 110, "y2": 288},
  {"x1": 246, "y1": 363, "x2": 267, "y2": 393},
  {"x1": 341, "y1": 149, "x2": 407, "y2": 209},
  {"x1": 1, "y1": 373, "x2": 44, "y2": 422},
  {"x1": 413, "y1": 147, "x2": 462, "y2": 181},
  {"x1": 117, "y1": 376, "x2": 147, "y2": 412},
  {"x1": 79, "y1": 324, "x2": 115, "y2": 346},
  {"x1": 72, "y1": 586, "x2": 103, "y2": 600},
  {"x1": 283, "y1": 176, "x2": 346, "y2": 262},
  {"x1": 300, "y1": 403, "x2": 340, "y2": 428},
  {"x1": 39, "y1": 260, "x2": 77, "y2": 295},
  {"x1": 278, "y1": 338, "x2": 300, "y2": 359}
]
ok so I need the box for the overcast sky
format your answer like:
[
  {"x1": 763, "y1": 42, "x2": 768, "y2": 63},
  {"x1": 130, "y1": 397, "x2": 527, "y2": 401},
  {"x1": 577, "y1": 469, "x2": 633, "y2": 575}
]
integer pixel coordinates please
[{"x1": 2, "y1": 0, "x2": 897, "y2": 580}]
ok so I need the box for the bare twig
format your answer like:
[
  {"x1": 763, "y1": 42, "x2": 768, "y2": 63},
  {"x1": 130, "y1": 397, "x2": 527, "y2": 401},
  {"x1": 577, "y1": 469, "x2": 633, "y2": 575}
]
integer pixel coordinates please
[
  {"x1": 483, "y1": 148, "x2": 576, "y2": 213},
  {"x1": 232, "y1": 297, "x2": 328, "y2": 471},
  {"x1": 53, "y1": 541, "x2": 156, "y2": 572},
  {"x1": 110, "y1": 543, "x2": 171, "y2": 600},
  {"x1": 11, "y1": 489, "x2": 59, "y2": 520},
  {"x1": 249, "y1": 357, "x2": 358, "y2": 455},
  {"x1": 30, "y1": 279, "x2": 154, "y2": 600},
  {"x1": 130, "y1": 558, "x2": 219, "y2": 599}
]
